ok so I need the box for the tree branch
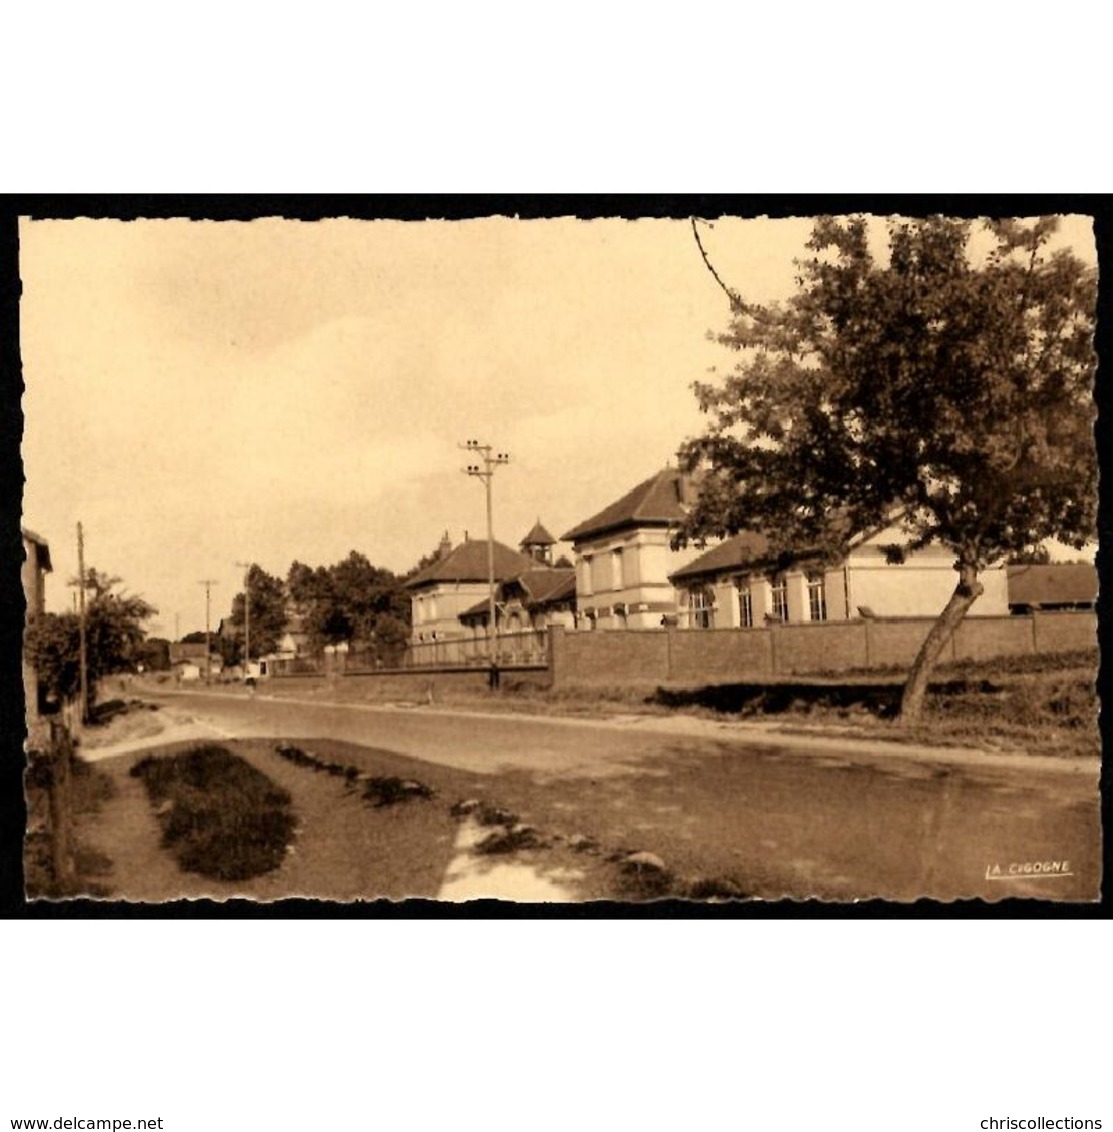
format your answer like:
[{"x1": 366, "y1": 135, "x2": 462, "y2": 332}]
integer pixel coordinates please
[{"x1": 691, "y1": 217, "x2": 744, "y2": 309}]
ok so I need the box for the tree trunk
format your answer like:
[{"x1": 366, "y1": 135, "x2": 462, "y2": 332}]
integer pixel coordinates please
[{"x1": 899, "y1": 562, "x2": 984, "y2": 721}]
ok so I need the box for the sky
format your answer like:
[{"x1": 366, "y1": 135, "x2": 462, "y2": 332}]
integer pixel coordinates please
[{"x1": 19, "y1": 212, "x2": 1098, "y2": 637}]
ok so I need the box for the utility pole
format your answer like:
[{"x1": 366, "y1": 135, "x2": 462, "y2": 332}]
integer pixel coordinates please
[
  {"x1": 461, "y1": 439, "x2": 510, "y2": 665},
  {"x1": 174, "y1": 612, "x2": 180, "y2": 642},
  {"x1": 198, "y1": 580, "x2": 217, "y2": 683},
  {"x1": 76, "y1": 522, "x2": 89, "y2": 726},
  {"x1": 235, "y1": 561, "x2": 251, "y2": 679}
]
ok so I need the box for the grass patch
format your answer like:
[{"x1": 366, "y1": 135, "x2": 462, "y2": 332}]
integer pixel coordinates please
[
  {"x1": 80, "y1": 699, "x2": 166, "y2": 750},
  {"x1": 24, "y1": 749, "x2": 118, "y2": 899},
  {"x1": 362, "y1": 776, "x2": 435, "y2": 807},
  {"x1": 130, "y1": 744, "x2": 296, "y2": 881},
  {"x1": 646, "y1": 652, "x2": 1098, "y2": 757},
  {"x1": 274, "y1": 743, "x2": 434, "y2": 807},
  {"x1": 474, "y1": 825, "x2": 544, "y2": 855}
]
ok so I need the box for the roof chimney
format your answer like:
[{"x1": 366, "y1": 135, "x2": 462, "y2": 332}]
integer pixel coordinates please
[{"x1": 437, "y1": 530, "x2": 452, "y2": 559}]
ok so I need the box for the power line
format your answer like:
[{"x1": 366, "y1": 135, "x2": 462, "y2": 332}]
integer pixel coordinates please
[{"x1": 460, "y1": 439, "x2": 510, "y2": 671}]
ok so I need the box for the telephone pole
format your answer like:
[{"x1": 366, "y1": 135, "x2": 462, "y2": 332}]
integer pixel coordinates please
[
  {"x1": 198, "y1": 579, "x2": 217, "y2": 683},
  {"x1": 461, "y1": 439, "x2": 510, "y2": 665},
  {"x1": 235, "y1": 561, "x2": 252, "y2": 678},
  {"x1": 76, "y1": 522, "x2": 89, "y2": 725}
]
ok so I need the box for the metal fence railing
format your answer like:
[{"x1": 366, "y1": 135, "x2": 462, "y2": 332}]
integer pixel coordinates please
[
  {"x1": 264, "y1": 629, "x2": 551, "y2": 677},
  {"x1": 395, "y1": 629, "x2": 549, "y2": 670}
]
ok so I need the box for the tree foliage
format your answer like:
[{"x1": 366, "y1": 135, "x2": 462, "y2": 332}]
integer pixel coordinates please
[
  {"x1": 24, "y1": 569, "x2": 156, "y2": 709},
  {"x1": 286, "y1": 553, "x2": 410, "y2": 659},
  {"x1": 227, "y1": 564, "x2": 288, "y2": 661},
  {"x1": 679, "y1": 215, "x2": 1097, "y2": 718}
]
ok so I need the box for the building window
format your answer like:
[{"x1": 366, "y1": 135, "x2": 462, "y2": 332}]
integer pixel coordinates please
[
  {"x1": 689, "y1": 588, "x2": 714, "y2": 630},
  {"x1": 807, "y1": 570, "x2": 827, "y2": 622},
  {"x1": 611, "y1": 548, "x2": 624, "y2": 591},
  {"x1": 770, "y1": 576, "x2": 788, "y2": 622},
  {"x1": 737, "y1": 579, "x2": 754, "y2": 628}
]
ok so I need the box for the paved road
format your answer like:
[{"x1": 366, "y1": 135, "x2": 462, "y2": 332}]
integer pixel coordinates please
[{"x1": 141, "y1": 688, "x2": 1102, "y2": 902}]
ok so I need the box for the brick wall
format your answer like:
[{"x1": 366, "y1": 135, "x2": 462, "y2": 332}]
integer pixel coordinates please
[
  {"x1": 952, "y1": 616, "x2": 1035, "y2": 663},
  {"x1": 1031, "y1": 610, "x2": 1098, "y2": 654},
  {"x1": 772, "y1": 621, "x2": 870, "y2": 675},
  {"x1": 550, "y1": 628, "x2": 670, "y2": 686},
  {"x1": 548, "y1": 611, "x2": 1096, "y2": 687},
  {"x1": 863, "y1": 620, "x2": 943, "y2": 669},
  {"x1": 669, "y1": 628, "x2": 774, "y2": 681}
]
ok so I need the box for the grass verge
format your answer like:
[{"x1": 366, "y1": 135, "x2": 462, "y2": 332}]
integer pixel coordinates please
[
  {"x1": 24, "y1": 751, "x2": 117, "y2": 899},
  {"x1": 130, "y1": 744, "x2": 296, "y2": 881}
]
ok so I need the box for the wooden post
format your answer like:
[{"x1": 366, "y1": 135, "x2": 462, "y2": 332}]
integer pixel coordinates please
[
  {"x1": 77, "y1": 522, "x2": 89, "y2": 726},
  {"x1": 48, "y1": 721, "x2": 75, "y2": 888}
]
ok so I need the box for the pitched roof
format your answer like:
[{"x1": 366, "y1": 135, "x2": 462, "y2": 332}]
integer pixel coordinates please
[
  {"x1": 459, "y1": 567, "x2": 576, "y2": 619},
  {"x1": 562, "y1": 467, "x2": 694, "y2": 544},
  {"x1": 1007, "y1": 563, "x2": 1098, "y2": 607},
  {"x1": 513, "y1": 567, "x2": 576, "y2": 606},
  {"x1": 521, "y1": 519, "x2": 556, "y2": 547},
  {"x1": 404, "y1": 538, "x2": 536, "y2": 589},
  {"x1": 669, "y1": 531, "x2": 773, "y2": 583}
]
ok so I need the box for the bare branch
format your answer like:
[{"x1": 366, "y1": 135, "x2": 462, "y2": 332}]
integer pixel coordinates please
[{"x1": 691, "y1": 217, "x2": 744, "y2": 309}]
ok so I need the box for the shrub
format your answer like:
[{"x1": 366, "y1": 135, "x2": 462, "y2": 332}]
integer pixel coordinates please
[
  {"x1": 362, "y1": 776, "x2": 434, "y2": 807},
  {"x1": 131, "y1": 745, "x2": 296, "y2": 881}
]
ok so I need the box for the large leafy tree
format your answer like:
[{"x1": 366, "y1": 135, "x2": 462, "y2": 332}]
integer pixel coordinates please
[
  {"x1": 286, "y1": 553, "x2": 410, "y2": 659},
  {"x1": 330, "y1": 551, "x2": 408, "y2": 642},
  {"x1": 227, "y1": 564, "x2": 288, "y2": 661},
  {"x1": 287, "y1": 560, "x2": 348, "y2": 650},
  {"x1": 24, "y1": 568, "x2": 157, "y2": 711},
  {"x1": 678, "y1": 215, "x2": 1097, "y2": 719}
]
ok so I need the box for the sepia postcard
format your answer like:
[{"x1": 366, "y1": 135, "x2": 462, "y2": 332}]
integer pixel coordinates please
[{"x1": 16, "y1": 201, "x2": 1103, "y2": 906}]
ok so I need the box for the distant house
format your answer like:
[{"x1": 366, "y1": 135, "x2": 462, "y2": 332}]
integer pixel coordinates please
[
  {"x1": 669, "y1": 521, "x2": 1009, "y2": 628},
  {"x1": 22, "y1": 527, "x2": 53, "y2": 728},
  {"x1": 274, "y1": 614, "x2": 311, "y2": 658},
  {"x1": 561, "y1": 466, "x2": 706, "y2": 629},
  {"x1": 404, "y1": 534, "x2": 537, "y2": 645},
  {"x1": 1006, "y1": 563, "x2": 1097, "y2": 614},
  {"x1": 169, "y1": 641, "x2": 219, "y2": 681}
]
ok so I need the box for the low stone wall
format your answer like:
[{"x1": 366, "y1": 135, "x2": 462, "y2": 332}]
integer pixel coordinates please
[{"x1": 548, "y1": 611, "x2": 1096, "y2": 687}]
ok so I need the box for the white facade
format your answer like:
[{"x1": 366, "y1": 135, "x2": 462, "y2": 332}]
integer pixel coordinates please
[
  {"x1": 574, "y1": 528, "x2": 706, "y2": 629},
  {"x1": 675, "y1": 527, "x2": 1009, "y2": 629},
  {"x1": 412, "y1": 582, "x2": 493, "y2": 642}
]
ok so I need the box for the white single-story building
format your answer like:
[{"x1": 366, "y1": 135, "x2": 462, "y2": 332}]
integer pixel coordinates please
[{"x1": 669, "y1": 521, "x2": 1009, "y2": 628}]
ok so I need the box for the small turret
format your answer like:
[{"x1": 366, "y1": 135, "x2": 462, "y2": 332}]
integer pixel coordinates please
[{"x1": 520, "y1": 518, "x2": 556, "y2": 565}]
